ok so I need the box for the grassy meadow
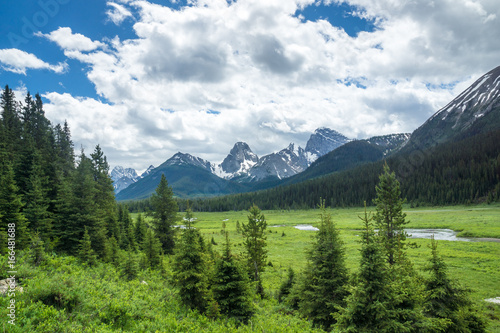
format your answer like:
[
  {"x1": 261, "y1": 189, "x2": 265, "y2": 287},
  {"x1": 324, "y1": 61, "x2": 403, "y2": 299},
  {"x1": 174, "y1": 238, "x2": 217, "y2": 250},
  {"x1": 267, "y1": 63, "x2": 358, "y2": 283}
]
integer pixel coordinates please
[
  {"x1": 2, "y1": 204, "x2": 499, "y2": 332},
  {"x1": 161, "y1": 204, "x2": 500, "y2": 330}
]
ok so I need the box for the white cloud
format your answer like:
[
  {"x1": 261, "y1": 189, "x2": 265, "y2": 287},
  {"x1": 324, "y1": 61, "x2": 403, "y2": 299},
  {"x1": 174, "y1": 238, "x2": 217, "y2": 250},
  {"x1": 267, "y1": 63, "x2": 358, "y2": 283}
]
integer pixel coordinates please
[
  {"x1": 38, "y1": 0, "x2": 500, "y2": 170},
  {"x1": 36, "y1": 27, "x2": 105, "y2": 52},
  {"x1": 0, "y1": 48, "x2": 67, "y2": 75},
  {"x1": 106, "y1": 2, "x2": 134, "y2": 25}
]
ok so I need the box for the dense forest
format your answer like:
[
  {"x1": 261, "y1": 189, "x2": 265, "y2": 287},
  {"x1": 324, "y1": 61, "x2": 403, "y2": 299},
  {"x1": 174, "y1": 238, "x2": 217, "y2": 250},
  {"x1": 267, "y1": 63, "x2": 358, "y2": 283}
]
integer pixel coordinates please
[{"x1": 0, "y1": 85, "x2": 492, "y2": 331}]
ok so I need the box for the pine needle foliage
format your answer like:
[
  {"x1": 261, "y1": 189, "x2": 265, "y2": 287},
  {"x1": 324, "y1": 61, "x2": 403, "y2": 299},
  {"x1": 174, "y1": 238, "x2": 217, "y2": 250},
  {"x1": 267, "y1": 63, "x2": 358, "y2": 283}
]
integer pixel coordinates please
[
  {"x1": 335, "y1": 204, "x2": 404, "y2": 332},
  {"x1": 212, "y1": 232, "x2": 254, "y2": 323},
  {"x1": 242, "y1": 205, "x2": 267, "y2": 286},
  {"x1": 298, "y1": 200, "x2": 349, "y2": 331},
  {"x1": 424, "y1": 236, "x2": 487, "y2": 332},
  {"x1": 150, "y1": 174, "x2": 178, "y2": 254},
  {"x1": 173, "y1": 210, "x2": 209, "y2": 313}
]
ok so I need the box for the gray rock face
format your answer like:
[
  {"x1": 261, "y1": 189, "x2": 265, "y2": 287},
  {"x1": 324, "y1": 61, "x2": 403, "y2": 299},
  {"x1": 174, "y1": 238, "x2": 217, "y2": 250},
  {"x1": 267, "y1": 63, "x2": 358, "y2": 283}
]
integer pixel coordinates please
[
  {"x1": 163, "y1": 152, "x2": 213, "y2": 172},
  {"x1": 409, "y1": 65, "x2": 500, "y2": 148},
  {"x1": 219, "y1": 142, "x2": 259, "y2": 175},
  {"x1": 366, "y1": 133, "x2": 411, "y2": 156},
  {"x1": 249, "y1": 143, "x2": 309, "y2": 180},
  {"x1": 304, "y1": 127, "x2": 351, "y2": 163}
]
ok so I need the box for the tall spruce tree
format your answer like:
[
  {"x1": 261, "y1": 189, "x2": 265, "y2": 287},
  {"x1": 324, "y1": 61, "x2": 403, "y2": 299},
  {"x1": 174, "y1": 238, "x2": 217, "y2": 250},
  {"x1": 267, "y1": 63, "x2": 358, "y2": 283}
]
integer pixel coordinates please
[
  {"x1": 212, "y1": 232, "x2": 254, "y2": 323},
  {"x1": 373, "y1": 163, "x2": 410, "y2": 265},
  {"x1": 335, "y1": 204, "x2": 402, "y2": 332},
  {"x1": 374, "y1": 164, "x2": 428, "y2": 331},
  {"x1": 241, "y1": 205, "x2": 267, "y2": 290},
  {"x1": 173, "y1": 209, "x2": 209, "y2": 313},
  {"x1": 424, "y1": 237, "x2": 486, "y2": 332},
  {"x1": 298, "y1": 200, "x2": 349, "y2": 331},
  {"x1": 0, "y1": 157, "x2": 29, "y2": 252},
  {"x1": 150, "y1": 174, "x2": 178, "y2": 254}
]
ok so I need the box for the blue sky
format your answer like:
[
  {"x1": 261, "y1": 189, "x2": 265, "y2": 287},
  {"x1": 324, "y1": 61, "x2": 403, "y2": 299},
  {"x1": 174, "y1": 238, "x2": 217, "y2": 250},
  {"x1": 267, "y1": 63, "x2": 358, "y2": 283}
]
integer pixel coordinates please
[{"x1": 1, "y1": 0, "x2": 499, "y2": 171}]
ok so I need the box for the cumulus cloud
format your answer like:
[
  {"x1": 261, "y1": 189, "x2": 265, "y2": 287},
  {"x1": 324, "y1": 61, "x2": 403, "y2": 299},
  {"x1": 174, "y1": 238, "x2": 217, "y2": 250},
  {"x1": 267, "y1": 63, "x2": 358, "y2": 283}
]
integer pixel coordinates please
[
  {"x1": 36, "y1": 27, "x2": 105, "y2": 52},
  {"x1": 37, "y1": 0, "x2": 500, "y2": 170},
  {"x1": 0, "y1": 48, "x2": 67, "y2": 75},
  {"x1": 106, "y1": 2, "x2": 134, "y2": 25}
]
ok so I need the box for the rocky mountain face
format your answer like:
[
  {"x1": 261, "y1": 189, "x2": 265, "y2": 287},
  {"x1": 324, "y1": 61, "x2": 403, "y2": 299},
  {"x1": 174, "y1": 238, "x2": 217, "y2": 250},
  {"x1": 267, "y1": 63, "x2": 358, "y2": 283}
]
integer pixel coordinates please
[
  {"x1": 216, "y1": 142, "x2": 259, "y2": 178},
  {"x1": 111, "y1": 165, "x2": 155, "y2": 194},
  {"x1": 366, "y1": 133, "x2": 411, "y2": 156},
  {"x1": 407, "y1": 65, "x2": 500, "y2": 150},
  {"x1": 212, "y1": 128, "x2": 351, "y2": 182},
  {"x1": 304, "y1": 127, "x2": 351, "y2": 163}
]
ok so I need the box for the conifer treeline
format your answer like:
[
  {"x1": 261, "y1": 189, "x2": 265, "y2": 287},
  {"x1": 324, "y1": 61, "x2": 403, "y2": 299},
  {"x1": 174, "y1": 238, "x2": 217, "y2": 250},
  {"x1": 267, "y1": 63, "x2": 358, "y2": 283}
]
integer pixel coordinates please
[
  {"x1": 0, "y1": 85, "x2": 163, "y2": 264},
  {"x1": 148, "y1": 128, "x2": 498, "y2": 212}
]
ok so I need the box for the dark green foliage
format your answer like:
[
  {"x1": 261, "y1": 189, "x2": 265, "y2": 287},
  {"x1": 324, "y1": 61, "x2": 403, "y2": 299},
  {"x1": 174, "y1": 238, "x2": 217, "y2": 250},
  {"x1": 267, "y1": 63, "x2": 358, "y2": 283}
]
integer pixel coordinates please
[
  {"x1": 298, "y1": 200, "x2": 349, "y2": 331},
  {"x1": 122, "y1": 246, "x2": 139, "y2": 281},
  {"x1": 22, "y1": 150, "x2": 53, "y2": 243},
  {"x1": 0, "y1": 157, "x2": 29, "y2": 252},
  {"x1": 134, "y1": 213, "x2": 147, "y2": 249},
  {"x1": 150, "y1": 174, "x2": 178, "y2": 254},
  {"x1": 173, "y1": 214, "x2": 209, "y2": 313},
  {"x1": 242, "y1": 205, "x2": 267, "y2": 285},
  {"x1": 212, "y1": 232, "x2": 254, "y2": 323},
  {"x1": 142, "y1": 228, "x2": 162, "y2": 269},
  {"x1": 374, "y1": 164, "x2": 410, "y2": 265},
  {"x1": 424, "y1": 237, "x2": 487, "y2": 332},
  {"x1": 78, "y1": 227, "x2": 97, "y2": 265},
  {"x1": 182, "y1": 128, "x2": 500, "y2": 211},
  {"x1": 29, "y1": 232, "x2": 46, "y2": 266},
  {"x1": 277, "y1": 267, "x2": 295, "y2": 303},
  {"x1": 335, "y1": 205, "x2": 402, "y2": 332}
]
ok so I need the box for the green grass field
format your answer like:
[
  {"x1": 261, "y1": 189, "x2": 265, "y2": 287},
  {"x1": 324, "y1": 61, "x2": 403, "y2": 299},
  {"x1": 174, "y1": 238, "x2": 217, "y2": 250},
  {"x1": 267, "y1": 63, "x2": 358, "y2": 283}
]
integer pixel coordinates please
[
  {"x1": 130, "y1": 203, "x2": 500, "y2": 331},
  {"x1": 3, "y1": 204, "x2": 498, "y2": 332}
]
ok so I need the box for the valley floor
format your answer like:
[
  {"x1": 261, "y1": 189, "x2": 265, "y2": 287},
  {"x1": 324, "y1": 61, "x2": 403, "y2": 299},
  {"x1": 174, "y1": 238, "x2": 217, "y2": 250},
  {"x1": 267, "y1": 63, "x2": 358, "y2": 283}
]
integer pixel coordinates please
[{"x1": 2, "y1": 204, "x2": 499, "y2": 332}]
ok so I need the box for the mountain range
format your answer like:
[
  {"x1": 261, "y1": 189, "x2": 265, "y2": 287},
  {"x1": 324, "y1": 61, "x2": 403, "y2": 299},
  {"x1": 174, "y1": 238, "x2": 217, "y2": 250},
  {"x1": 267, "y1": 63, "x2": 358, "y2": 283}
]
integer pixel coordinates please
[
  {"x1": 114, "y1": 127, "x2": 408, "y2": 200},
  {"x1": 115, "y1": 65, "x2": 500, "y2": 202}
]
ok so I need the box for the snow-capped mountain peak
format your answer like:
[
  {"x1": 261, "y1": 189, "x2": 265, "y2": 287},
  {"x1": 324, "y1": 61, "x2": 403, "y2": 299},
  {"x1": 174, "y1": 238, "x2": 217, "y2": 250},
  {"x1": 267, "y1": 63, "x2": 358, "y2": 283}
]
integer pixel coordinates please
[{"x1": 219, "y1": 142, "x2": 259, "y2": 176}]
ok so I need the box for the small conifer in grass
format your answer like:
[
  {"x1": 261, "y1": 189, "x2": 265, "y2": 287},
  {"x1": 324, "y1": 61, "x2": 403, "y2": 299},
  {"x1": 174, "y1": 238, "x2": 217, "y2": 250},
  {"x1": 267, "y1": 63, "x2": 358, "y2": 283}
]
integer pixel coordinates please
[
  {"x1": 150, "y1": 174, "x2": 178, "y2": 254},
  {"x1": 278, "y1": 267, "x2": 295, "y2": 303},
  {"x1": 173, "y1": 209, "x2": 209, "y2": 313},
  {"x1": 242, "y1": 204, "x2": 267, "y2": 296},
  {"x1": 298, "y1": 199, "x2": 348, "y2": 331},
  {"x1": 212, "y1": 232, "x2": 254, "y2": 323},
  {"x1": 424, "y1": 236, "x2": 487, "y2": 332}
]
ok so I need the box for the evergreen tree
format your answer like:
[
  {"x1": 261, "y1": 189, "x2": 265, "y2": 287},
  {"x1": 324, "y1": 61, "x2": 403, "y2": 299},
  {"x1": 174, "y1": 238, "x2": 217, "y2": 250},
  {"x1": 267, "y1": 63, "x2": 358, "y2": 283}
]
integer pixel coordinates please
[
  {"x1": 122, "y1": 246, "x2": 139, "y2": 281},
  {"x1": 23, "y1": 150, "x2": 53, "y2": 243},
  {"x1": 0, "y1": 85, "x2": 22, "y2": 159},
  {"x1": 78, "y1": 227, "x2": 97, "y2": 265},
  {"x1": 374, "y1": 163, "x2": 410, "y2": 265},
  {"x1": 424, "y1": 237, "x2": 486, "y2": 332},
  {"x1": 335, "y1": 204, "x2": 402, "y2": 332},
  {"x1": 142, "y1": 228, "x2": 162, "y2": 269},
  {"x1": 298, "y1": 200, "x2": 349, "y2": 331},
  {"x1": 278, "y1": 267, "x2": 295, "y2": 303},
  {"x1": 0, "y1": 157, "x2": 29, "y2": 252},
  {"x1": 150, "y1": 174, "x2": 178, "y2": 254},
  {"x1": 212, "y1": 232, "x2": 254, "y2": 323},
  {"x1": 134, "y1": 213, "x2": 147, "y2": 249},
  {"x1": 173, "y1": 209, "x2": 209, "y2": 313},
  {"x1": 241, "y1": 205, "x2": 267, "y2": 288}
]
